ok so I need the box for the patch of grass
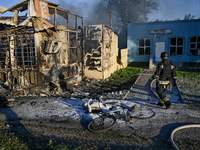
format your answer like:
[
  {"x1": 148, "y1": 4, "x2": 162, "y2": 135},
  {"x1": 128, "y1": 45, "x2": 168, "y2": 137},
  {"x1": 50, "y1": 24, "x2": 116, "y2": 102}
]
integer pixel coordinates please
[
  {"x1": 176, "y1": 71, "x2": 200, "y2": 95},
  {"x1": 101, "y1": 67, "x2": 144, "y2": 92},
  {"x1": 176, "y1": 71, "x2": 200, "y2": 81},
  {"x1": 174, "y1": 139, "x2": 200, "y2": 150},
  {"x1": 0, "y1": 121, "x2": 145, "y2": 150},
  {"x1": 0, "y1": 132, "x2": 29, "y2": 150}
]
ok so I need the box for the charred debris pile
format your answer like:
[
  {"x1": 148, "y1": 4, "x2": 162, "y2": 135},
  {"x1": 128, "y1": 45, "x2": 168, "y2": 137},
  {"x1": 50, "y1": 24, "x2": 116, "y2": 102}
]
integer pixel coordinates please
[
  {"x1": 0, "y1": 75, "x2": 134, "y2": 101},
  {"x1": 0, "y1": 67, "x2": 142, "y2": 102},
  {"x1": 0, "y1": 0, "x2": 141, "y2": 102}
]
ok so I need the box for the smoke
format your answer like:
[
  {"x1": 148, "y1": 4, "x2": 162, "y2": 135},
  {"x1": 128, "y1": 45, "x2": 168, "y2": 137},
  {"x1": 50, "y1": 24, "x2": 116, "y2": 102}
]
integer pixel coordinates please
[
  {"x1": 56, "y1": 0, "x2": 125, "y2": 48},
  {"x1": 58, "y1": 0, "x2": 110, "y2": 27}
]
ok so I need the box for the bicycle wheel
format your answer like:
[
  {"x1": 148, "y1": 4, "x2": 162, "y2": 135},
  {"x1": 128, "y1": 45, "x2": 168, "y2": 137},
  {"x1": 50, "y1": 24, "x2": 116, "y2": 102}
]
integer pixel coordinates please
[
  {"x1": 130, "y1": 106, "x2": 155, "y2": 119},
  {"x1": 88, "y1": 115, "x2": 116, "y2": 132}
]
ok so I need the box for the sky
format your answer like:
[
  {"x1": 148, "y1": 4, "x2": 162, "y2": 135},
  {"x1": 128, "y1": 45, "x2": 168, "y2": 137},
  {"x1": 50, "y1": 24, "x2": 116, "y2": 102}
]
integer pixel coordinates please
[{"x1": 1, "y1": 0, "x2": 200, "y2": 21}]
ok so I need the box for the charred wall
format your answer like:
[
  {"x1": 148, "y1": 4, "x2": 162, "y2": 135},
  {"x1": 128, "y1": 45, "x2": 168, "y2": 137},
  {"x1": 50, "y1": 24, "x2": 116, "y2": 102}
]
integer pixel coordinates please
[
  {"x1": 84, "y1": 25, "x2": 119, "y2": 80},
  {"x1": 36, "y1": 25, "x2": 82, "y2": 84}
]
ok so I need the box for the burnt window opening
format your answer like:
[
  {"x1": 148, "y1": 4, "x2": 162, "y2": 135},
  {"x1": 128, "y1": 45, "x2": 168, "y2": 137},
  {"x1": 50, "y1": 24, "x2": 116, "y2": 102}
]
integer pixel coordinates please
[
  {"x1": 189, "y1": 36, "x2": 200, "y2": 56},
  {"x1": 170, "y1": 37, "x2": 184, "y2": 56},
  {"x1": 0, "y1": 31, "x2": 36, "y2": 70},
  {"x1": 138, "y1": 38, "x2": 151, "y2": 56}
]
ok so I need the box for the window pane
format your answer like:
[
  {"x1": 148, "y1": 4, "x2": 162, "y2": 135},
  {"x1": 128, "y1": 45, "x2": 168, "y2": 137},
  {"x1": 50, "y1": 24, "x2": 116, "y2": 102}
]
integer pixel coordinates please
[
  {"x1": 190, "y1": 43, "x2": 195, "y2": 48},
  {"x1": 146, "y1": 39, "x2": 151, "y2": 46},
  {"x1": 177, "y1": 47, "x2": 183, "y2": 55},
  {"x1": 139, "y1": 39, "x2": 144, "y2": 46},
  {"x1": 177, "y1": 37, "x2": 183, "y2": 45},
  {"x1": 190, "y1": 50, "x2": 198, "y2": 55},
  {"x1": 191, "y1": 37, "x2": 196, "y2": 42},
  {"x1": 145, "y1": 47, "x2": 150, "y2": 55},
  {"x1": 170, "y1": 38, "x2": 176, "y2": 45},
  {"x1": 198, "y1": 37, "x2": 200, "y2": 42},
  {"x1": 139, "y1": 48, "x2": 144, "y2": 55},
  {"x1": 197, "y1": 43, "x2": 200, "y2": 48},
  {"x1": 170, "y1": 47, "x2": 176, "y2": 55}
]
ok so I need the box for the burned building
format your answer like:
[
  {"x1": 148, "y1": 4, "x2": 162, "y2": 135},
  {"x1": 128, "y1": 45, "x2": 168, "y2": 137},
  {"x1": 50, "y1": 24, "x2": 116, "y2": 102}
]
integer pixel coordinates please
[
  {"x1": 84, "y1": 25, "x2": 126, "y2": 80},
  {"x1": 0, "y1": 0, "x2": 84, "y2": 96},
  {"x1": 0, "y1": 0, "x2": 126, "y2": 97}
]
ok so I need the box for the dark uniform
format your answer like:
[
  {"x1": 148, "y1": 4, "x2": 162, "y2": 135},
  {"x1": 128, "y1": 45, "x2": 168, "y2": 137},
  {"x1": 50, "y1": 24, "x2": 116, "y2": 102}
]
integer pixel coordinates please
[{"x1": 151, "y1": 52, "x2": 177, "y2": 109}]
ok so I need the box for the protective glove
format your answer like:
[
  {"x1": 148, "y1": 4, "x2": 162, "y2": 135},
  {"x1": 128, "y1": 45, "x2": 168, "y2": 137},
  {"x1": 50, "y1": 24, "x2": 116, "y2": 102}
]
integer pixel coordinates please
[
  {"x1": 173, "y1": 79, "x2": 177, "y2": 87},
  {"x1": 149, "y1": 77, "x2": 153, "y2": 82}
]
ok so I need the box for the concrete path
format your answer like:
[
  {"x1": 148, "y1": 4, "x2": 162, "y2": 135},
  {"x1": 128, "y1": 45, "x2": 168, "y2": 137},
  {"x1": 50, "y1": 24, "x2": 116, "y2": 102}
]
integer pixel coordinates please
[{"x1": 126, "y1": 69, "x2": 181, "y2": 104}]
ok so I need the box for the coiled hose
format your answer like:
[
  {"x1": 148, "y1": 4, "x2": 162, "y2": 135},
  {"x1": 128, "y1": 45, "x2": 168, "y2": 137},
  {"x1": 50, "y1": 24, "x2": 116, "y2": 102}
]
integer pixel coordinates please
[
  {"x1": 150, "y1": 80, "x2": 200, "y2": 150},
  {"x1": 150, "y1": 79, "x2": 161, "y2": 101},
  {"x1": 170, "y1": 124, "x2": 200, "y2": 150}
]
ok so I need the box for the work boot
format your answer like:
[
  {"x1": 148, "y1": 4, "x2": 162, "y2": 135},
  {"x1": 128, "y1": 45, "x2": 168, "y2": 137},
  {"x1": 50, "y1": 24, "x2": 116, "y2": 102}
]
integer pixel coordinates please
[
  {"x1": 164, "y1": 100, "x2": 171, "y2": 109},
  {"x1": 157, "y1": 101, "x2": 164, "y2": 106}
]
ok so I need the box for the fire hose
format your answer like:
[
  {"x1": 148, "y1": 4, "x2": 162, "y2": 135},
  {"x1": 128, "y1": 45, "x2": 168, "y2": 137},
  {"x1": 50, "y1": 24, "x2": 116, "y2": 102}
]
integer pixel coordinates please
[
  {"x1": 150, "y1": 79, "x2": 183, "y2": 102},
  {"x1": 150, "y1": 79, "x2": 200, "y2": 150},
  {"x1": 170, "y1": 124, "x2": 200, "y2": 150},
  {"x1": 150, "y1": 79, "x2": 162, "y2": 101}
]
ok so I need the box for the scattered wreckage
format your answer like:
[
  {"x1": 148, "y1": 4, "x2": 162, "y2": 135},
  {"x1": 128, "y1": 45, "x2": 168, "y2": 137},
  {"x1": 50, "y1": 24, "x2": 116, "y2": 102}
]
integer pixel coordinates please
[
  {"x1": 0, "y1": 0, "x2": 123, "y2": 99},
  {"x1": 0, "y1": 0, "x2": 84, "y2": 98},
  {"x1": 83, "y1": 99, "x2": 155, "y2": 132}
]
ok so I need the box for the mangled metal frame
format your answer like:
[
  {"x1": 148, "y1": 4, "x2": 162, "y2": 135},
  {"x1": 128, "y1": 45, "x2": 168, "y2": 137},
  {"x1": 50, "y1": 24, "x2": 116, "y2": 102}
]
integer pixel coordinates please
[{"x1": 0, "y1": 0, "x2": 84, "y2": 96}]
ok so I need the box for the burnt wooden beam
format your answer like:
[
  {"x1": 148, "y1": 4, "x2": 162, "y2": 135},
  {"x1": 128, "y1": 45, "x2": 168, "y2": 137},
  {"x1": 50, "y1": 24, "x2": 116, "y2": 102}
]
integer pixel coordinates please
[
  {"x1": 54, "y1": 8, "x2": 57, "y2": 30},
  {"x1": 7, "y1": 32, "x2": 13, "y2": 95},
  {"x1": 48, "y1": 5, "x2": 82, "y2": 19}
]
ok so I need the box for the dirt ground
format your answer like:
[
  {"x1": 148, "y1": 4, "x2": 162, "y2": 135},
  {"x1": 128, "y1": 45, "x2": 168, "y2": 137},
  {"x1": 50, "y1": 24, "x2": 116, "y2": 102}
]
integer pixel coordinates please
[{"x1": 0, "y1": 71, "x2": 200, "y2": 150}]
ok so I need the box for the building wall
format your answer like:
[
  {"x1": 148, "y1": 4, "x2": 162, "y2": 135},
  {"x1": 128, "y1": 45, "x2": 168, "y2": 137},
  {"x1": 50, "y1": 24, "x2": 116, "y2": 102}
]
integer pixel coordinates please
[
  {"x1": 84, "y1": 25, "x2": 103, "y2": 79},
  {"x1": 127, "y1": 19, "x2": 200, "y2": 68},
  {"x1": 84, "y1": 25, "x2": 119, "y2": 80},
  {"x1": 102, "y1": 26, "x2": 119, "y2": 79},
  {"x1": 35, "y1": 25, "x2": 82, "y2": 83}
]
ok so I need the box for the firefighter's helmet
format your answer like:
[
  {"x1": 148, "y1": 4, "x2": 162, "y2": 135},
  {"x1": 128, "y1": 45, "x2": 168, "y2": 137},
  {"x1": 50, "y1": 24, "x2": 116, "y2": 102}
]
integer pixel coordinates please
[{"x1": 160, "y1": 52, "x2": 169, "y2": 58}]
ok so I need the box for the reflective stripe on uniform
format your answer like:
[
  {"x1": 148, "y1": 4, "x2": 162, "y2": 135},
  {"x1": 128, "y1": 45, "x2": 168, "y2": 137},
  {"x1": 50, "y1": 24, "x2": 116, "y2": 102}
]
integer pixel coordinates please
[
  {"x1": 163, "y1": 99, "x2": 169, "y2": 103},
  {"x1": 158, "y1": 80, "x2": 170, "y2": 84},
  {"x1": 173, "y1": 77, "x2": 177, "y2": 79}
]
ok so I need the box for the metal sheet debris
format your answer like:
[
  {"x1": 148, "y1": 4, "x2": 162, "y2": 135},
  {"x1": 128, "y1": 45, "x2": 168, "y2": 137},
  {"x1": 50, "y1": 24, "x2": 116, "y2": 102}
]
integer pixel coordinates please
[{"x1": 27, "y1": 0, "x2": 36, "y2": 17}]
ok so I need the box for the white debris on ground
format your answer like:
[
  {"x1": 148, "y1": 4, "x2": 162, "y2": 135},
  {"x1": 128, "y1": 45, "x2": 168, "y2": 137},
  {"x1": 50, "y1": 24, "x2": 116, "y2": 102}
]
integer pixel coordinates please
[
  {"x1": 0, "y1": 69, "x2": 198, "y2": 123},
  {"x1": 0, "y1": 68, "x2": 199, "y2": 143}
]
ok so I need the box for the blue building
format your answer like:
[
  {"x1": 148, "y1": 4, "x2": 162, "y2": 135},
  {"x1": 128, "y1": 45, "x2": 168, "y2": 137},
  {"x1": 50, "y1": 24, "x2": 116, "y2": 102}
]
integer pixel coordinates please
[{"x1": 127, "y1": 19, "x2": 200, "y2": 69}]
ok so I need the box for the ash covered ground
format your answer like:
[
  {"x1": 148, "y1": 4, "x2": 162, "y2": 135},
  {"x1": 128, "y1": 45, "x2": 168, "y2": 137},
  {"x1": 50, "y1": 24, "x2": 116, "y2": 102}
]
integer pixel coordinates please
[{"x1": 0, "y1": 69, "x2": 200, "y2": 149}]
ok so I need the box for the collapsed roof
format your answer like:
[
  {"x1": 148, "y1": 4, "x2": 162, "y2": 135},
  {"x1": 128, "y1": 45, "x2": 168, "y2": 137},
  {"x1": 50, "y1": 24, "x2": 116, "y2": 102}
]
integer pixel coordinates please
[{"x1": 0, "y1": 0, "x2": 82, "y2": 32}]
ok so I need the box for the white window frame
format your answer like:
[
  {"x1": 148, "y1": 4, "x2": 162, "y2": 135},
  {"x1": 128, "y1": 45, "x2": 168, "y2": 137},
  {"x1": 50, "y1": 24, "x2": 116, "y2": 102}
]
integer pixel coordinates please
[
  {"x1": 169, "y1": 36, "x2": 184, "y2": 56},
  {"x1": 189, "y1": 36, "x2": 200, "y2": 56},
  {"x1": 138, "y1": 38, "x2": 151, "y2": 56}
]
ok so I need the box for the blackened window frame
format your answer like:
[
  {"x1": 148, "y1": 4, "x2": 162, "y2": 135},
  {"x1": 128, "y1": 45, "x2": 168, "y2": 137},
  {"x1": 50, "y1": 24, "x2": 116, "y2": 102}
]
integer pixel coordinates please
[
  {"x1": 189, "y1": 36, "x2": 200, "y2": 56},
  {"x1": 138, "y1": 38, "x2": 151, "y2": 56},
  {"x1": 169, "y1": 36, "x2": 184, "y2": 56}
]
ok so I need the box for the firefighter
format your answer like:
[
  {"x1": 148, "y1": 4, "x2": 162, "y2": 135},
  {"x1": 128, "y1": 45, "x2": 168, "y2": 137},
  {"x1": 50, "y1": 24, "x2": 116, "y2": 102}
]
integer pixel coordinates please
[{"x1": 149, "y1": 52, "x2": 177, "y2": 109}]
